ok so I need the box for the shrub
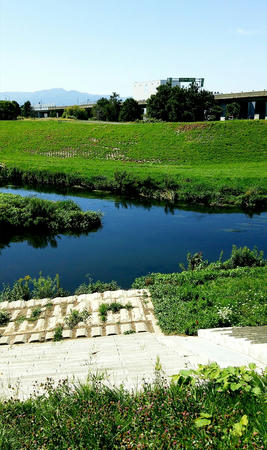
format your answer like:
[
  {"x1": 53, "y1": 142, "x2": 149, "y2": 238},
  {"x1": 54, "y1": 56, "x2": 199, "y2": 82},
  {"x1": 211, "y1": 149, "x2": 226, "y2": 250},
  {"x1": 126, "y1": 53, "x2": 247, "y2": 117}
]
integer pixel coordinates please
[
  {"x1": 64, "y1": 309, "x2": 90, "y2": 329},
  {"x1": 75, "y1": 279, "x2": 120, "y2": 295},
  {"x1": 0, "y1": 193, "x2": 102, "y2": 233},
  {"x1": 224, "y1": 245, "x2": 265, "y2": 269},
  {"x1": 98, "y1": 302, "x2": 132, "y2": 322},
  {"x1": 53, "y1": 325, "x2": 63, "y2": 341},
  {"x1": 0, "y1": 310, "x2": 10, "y2": 326}
]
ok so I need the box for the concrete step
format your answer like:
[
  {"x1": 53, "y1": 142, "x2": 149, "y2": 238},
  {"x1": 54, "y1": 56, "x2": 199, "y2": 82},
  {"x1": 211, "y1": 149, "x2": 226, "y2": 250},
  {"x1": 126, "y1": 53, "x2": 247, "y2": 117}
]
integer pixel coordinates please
[{"x1": 198, "y1": 326, "x2": 267, "y2": 365}]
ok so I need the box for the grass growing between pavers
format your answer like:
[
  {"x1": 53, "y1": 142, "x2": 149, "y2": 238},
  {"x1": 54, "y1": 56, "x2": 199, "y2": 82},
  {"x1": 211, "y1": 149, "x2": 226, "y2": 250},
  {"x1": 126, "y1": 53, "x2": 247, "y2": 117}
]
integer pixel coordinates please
[
  {"x1": 133, "y1": 247, "x2": 267, "y2": 335},
  {"x1": 1, "y1": 119, "x2": 267, "y2": 208},
  {"x1": 0, "y1": 364, "x2": 266, "y2": 449}
]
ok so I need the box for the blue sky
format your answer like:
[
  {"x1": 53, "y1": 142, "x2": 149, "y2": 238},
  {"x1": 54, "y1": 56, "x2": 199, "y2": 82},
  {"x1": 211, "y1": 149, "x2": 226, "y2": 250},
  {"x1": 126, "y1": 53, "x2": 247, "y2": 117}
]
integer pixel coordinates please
[{"x1": 1, "y1": 0, "x2": 266, "y2": 95}]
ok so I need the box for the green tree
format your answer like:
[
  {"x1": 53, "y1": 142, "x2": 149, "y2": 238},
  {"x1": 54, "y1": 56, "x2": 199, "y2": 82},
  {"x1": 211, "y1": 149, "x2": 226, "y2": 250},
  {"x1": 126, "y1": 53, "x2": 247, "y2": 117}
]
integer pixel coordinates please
[
  {"x1": 147, "y1": 83, "x2": 172, "y2": 121},
  {"x1": 21, "y1": 101, "x2": 35, "y2": 118},
  {"x1": 147, "y1": 83, "x2": 216, "y2": 122},
  {"x1": 92, "y1": 93, "x2": 122, "y2": 122},
  {"x1": 62, "y1": 105, "x2": 88, "y2": 120},
  {"x1": 119, "y1": 98, "x2": 143, "y2": 121},
  {"x1": 0, "y1": 101, "x2": 19, "y2": 120},
  {"x1": 207, "y1": 105, "x2": 223, "y2": 121},
  {"x1": 226, "y1": 102, "x2": 240, "y2": 119},
  {"x1": 92, "y1": 97, "x2": 110, "y2": 121}
]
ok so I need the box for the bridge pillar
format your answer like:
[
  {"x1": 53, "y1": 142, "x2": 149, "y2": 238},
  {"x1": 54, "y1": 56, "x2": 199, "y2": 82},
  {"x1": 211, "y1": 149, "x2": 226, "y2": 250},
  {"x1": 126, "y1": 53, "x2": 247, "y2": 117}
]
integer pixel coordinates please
[
  {"x1": 265, "y1": 101, "x2": 267, "y2": 120},
  {"x1": 247, "y1": 101, "x2": 255, "y2": 119}
]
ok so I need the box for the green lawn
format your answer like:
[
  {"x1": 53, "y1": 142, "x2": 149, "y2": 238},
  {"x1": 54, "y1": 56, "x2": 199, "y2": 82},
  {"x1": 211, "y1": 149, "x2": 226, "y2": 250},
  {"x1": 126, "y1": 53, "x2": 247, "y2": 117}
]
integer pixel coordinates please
[{"x1": 1, "y1": 119, "x2": 267, "y2": 208}]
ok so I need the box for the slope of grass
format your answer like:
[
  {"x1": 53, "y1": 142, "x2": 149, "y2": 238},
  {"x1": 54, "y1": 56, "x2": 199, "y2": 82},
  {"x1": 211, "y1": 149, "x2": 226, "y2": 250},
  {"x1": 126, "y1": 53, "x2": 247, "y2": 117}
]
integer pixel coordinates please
[
  {"x1": 1, "y1": 119, "x2": 267, "y2": 208},
  {"x1": 0, "y1": 367, "x2": 266, "y2": 449},
  {"x1": 133, "y1": 247, "x2": 267, "y2": 335}
]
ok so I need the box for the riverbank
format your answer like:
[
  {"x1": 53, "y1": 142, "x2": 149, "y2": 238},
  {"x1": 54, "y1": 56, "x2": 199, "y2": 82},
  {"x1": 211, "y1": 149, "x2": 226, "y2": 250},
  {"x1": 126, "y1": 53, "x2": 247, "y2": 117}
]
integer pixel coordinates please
[{"x1": 1, "y1": 119, "x2": 267, "y2": 209}]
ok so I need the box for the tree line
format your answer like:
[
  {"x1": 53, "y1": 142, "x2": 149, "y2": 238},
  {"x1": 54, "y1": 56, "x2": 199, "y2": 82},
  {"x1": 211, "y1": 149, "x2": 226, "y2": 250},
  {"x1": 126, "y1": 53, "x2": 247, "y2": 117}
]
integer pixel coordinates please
[
  {"x1": 0, "y1": 83, "x2": 241, "y2": 122},
  {"x1": 0, "y1": 100, "x2": 35, "y2": 120}
]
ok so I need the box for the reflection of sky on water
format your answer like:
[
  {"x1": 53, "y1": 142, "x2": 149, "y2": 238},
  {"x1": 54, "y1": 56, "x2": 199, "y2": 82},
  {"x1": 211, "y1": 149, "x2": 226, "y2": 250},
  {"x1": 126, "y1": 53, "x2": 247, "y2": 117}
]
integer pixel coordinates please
[{"x1": 0, "y1": 186, "x2": 266, "y2": 290}]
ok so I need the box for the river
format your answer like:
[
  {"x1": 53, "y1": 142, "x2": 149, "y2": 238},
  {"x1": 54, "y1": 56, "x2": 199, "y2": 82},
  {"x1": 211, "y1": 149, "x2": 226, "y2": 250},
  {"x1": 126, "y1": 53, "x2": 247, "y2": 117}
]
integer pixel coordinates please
[{"x1": 1, "y1": 185, "x2": 266, "y2": 290}]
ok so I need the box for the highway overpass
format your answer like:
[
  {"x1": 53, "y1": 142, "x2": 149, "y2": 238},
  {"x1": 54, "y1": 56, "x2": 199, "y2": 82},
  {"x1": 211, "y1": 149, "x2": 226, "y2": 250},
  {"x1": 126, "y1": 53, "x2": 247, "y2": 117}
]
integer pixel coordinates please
[{"x1": 33, "y1": 90, "x2": 267, "y2": 120}]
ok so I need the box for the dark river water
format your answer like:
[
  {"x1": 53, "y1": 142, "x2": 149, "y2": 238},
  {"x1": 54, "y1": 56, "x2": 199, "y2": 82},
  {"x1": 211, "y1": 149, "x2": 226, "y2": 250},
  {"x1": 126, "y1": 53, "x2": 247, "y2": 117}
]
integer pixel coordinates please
[{"x1": 1, "y1": 186, "x2": 267, "y2": 290}]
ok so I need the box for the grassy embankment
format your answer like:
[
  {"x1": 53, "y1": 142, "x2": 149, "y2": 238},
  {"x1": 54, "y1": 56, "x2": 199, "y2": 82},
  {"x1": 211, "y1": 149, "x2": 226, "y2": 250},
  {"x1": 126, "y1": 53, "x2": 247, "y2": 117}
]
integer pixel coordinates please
[
  {"x1": 0, "y1": 119, "x2": 267, "y2": 208},
  {"x1": 0, "y1": 364, "x2": 266, "y2": 448}
]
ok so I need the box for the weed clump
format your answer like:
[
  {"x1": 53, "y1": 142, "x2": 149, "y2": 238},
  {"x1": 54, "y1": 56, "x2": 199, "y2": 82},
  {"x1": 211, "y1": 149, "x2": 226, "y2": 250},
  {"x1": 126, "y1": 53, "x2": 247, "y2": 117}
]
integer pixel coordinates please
[
  {"x1": 64, "y1": 309, "x2": 90, "y2": 329},
  {"x1": 53, "y1": 325, "x2": 63, "y2": 341},
  {"x1": 0, "y1": 310, "x2": 10, "y2": 326},
  {"x1": 98, "y1": 302, "x2": 132, "y2": 322}
]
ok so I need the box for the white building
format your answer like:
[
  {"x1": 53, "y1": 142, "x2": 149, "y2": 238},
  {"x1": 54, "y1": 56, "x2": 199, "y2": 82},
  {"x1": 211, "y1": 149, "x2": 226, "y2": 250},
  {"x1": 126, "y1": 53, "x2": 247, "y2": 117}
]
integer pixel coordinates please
[{"x1": 133, "y1": 77, "x2": 204, "y2": 101}]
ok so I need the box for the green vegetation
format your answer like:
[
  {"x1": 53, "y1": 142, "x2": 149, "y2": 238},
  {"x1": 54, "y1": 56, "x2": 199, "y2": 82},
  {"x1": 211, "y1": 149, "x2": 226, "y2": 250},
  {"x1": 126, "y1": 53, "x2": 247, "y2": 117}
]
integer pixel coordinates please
[
  {"x1": 133, "y1": 246, "x2": 267, "y2": 335},
  {"x1": 74, "y1": 279, "x2": 120, "y2": 295},
  {"x1": 147, "y1": 83, "x2": 215, "y2": 122},
  {"x1": 64, "y1": 308, "x2": 90, "y2": 329},
  {"x1": 0, "y1": 119, "x2": 266, "y2": 208},
  {"x1": 0, "y1": 100, "x2": 20, "y2": 120},
  {"x1": 0, "y1": 364, "x2": 265, "y2": 448},
  {"x1": 226, "y1": 102, "x2": 241, "y2": 120},
  {"x1": 53, "y1": 324, "x2": 63, "y2": 341},
  {"x1": 0, "y1": 275, "x2": 120, "y2": 302},
  {"x1": 0, "y1": 310, "x2": 10, "y2": 326},
  {"x1": 0, "y1": 192, "x2": 102, "y2": 233},
  {"x1": 62, "y1": 105, "x2": 89, "y2": 120},
  {"x1": 98, "y1": 302, "x2": 132, "y2": 322},
  {"x1": 0, "y1": 274, "x2": 68, "y2": 302}
]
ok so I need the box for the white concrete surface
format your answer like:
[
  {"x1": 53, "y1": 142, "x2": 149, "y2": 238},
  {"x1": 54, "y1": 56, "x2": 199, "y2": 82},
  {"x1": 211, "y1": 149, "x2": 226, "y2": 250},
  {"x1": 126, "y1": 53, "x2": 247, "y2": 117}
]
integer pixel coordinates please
[{"x1": 0, "y1": 333, "x2": 264, "y2": 400}]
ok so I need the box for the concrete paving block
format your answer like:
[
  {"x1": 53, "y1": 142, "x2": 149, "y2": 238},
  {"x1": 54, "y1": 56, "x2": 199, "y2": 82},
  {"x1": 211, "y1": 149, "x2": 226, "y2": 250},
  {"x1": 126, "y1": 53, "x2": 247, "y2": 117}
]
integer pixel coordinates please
[
  {"x1": 53, "y1": 297, "x2": 65, "y2": 305},
  {"x1": 26, "y1": 309, "x2": 32, "y2": 319},
  {"x1": 4, "y1": 321, "x2": 16, "y2": 334},
  {"x1": 91, "y1": 312, "x2": 100, "y2": 325},
  {"x1": 120, "y1": 324, "x2": 134, "y2": 334},
  {"x1": 0, "y1": 336, "x2": 10, "y2": 345},
  {"x1": 45, "y1": 331, "x2": 54, "y2": 341},
  {"x1": 91, "y1": 327, "x2": 102, "y2": 337},
  {"x1": 34, "y1": 319, "x2": 45, "y2": 332},
  {"x1": 135, "y1": 322, "x2": 148, "y2": 333},
  {"x1": 13, "y1": 334, "x2": 28, "y2": 344},
  {"x1": 40, "y1": 298, "x2": 50, "y2": 306},
  {"x1": 62, "y1": 329, "x2": 72, "y2": 339},
  {"x1": 126, "y1": 297, "x2": 142, "y2": 308},
  {"x1": 91, "y1": 300, "x2": 101, "y2": 312},
  {"x1": 106, "y1": 325, "x2": 118, "y2": 336},
  {"x1": 47, "y1": 317, "x2": 57, "y2": 331},
  {"x1": 33, "y1": 299, "x2": 43, "y2": 306},
  {"x1": 76, "y1": 328, "x2": 88, "y2": 338},
  {"x1": 11, "y1": 310, "x2": 20, "y2": 321},
  {"x1": 66, "y1": 304, "x2": 75, "y2": 315},
  {"x1": 29, "y1": 333, "x2": 43, "y2": 343},
  {"x1": 26, "y1": 300, "x2": 36, "y2": 308},
  {"x1": 120, "y1": 309, "x2": 131, "y2": 323},
  {"x1": 66, "y1": 296, "x2": 77, "y2": 304},
  {"x1": 132, "y1": 308, "x2": 146, "y2": 322},
  {"x1": 18, "y1": 320, "x2": 30, "y2": 333},
  {"x1": 53, "y1": 305, "x2": 62, "y2": 317},
  {"x1": 0, "y1": 301, "x2": 9, "y2": 309}
]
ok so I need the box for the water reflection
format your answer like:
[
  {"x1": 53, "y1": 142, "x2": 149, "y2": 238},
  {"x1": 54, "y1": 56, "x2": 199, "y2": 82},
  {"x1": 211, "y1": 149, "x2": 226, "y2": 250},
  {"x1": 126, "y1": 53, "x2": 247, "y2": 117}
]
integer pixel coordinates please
[{"x1": 0, "y1": 185, "x2": 266, "y2": 290}]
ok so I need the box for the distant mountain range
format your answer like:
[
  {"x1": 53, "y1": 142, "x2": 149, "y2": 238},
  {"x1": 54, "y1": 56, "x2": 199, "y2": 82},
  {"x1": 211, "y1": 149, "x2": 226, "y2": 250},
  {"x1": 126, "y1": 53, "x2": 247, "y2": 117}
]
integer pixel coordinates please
[{"x1": 0, "y1": 88, "x2": 110, "y2": 106}]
